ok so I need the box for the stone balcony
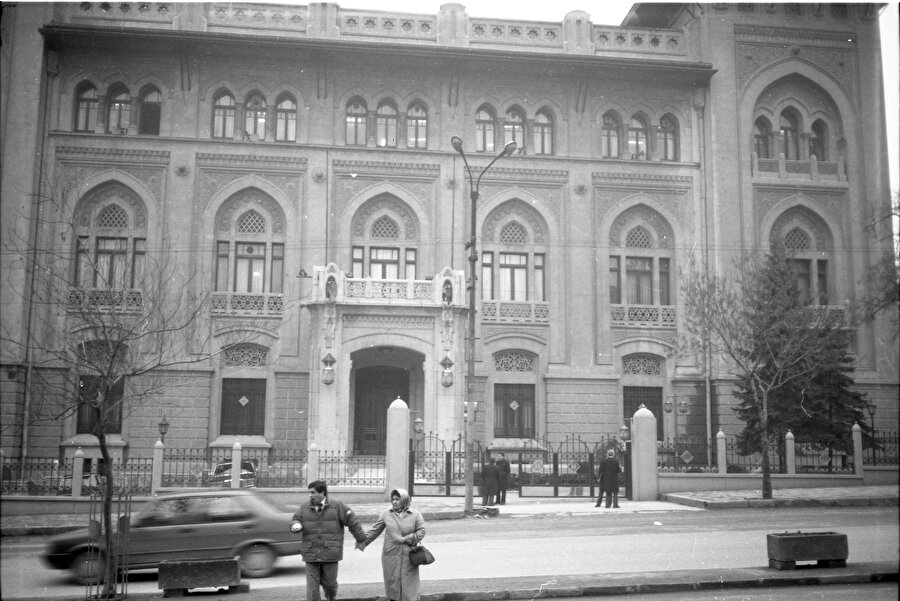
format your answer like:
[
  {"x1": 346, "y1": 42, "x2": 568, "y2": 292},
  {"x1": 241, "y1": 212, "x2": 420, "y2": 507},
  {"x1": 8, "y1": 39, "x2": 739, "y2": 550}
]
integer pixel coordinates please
[
  {"x1": 482, "y1": 300, "x2": 550, "y2": 324},
  {"x1": 611, "y1": 304, "x2": 677, "y2": 328},
  {"x1": 751, "y1": 153, "x2": 847, "y2": 184},
  {"x1": 67, "y1": 287, "x2": 143, "y2": 314},
  {"x1": 210, "y1": 292, "x2": 283, "y2": 317}
]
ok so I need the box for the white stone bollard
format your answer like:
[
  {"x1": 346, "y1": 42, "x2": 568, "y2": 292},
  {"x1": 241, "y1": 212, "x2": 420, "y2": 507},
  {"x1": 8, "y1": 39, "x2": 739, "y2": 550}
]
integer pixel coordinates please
[{"x1": 385, "y1": 397, "x2": 410, "y2": 499}]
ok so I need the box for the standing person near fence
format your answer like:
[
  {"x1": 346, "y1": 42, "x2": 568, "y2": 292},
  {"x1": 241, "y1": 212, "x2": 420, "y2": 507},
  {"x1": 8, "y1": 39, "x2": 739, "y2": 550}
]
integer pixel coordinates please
[
  {"x1": 289, "y1": 480, "x2": 367, "y2": 601},
  {"x1": 481, "y1": 458, "x2": 499, "y2": 506},
  {"x1": 357, "y1": 488, "x2": 426, "y2": 601},
  {"x1": 495, "y1": 453, "x2": 511, "y2": 504},
  {"x1": 595, "y1": 450, "x2": 621, "y2": 508}
]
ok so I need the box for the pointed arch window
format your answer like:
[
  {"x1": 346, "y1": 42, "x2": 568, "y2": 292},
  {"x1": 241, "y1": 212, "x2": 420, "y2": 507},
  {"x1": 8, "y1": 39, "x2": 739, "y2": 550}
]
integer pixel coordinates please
[
  {"x1": 754, "y1": 117, "x2": 772, "y2": 159},
  {"x1": 138, "y1": 86, "x2": 161, "y2": 135},
  {"x1": 213, "y1": 92, "x2": 236, "y2": 139},
  {"x1": 601, "y1": 112, "x2": 620, "y2": 158},
  {"x1": 244, "y1": 93, "x2": 267, "y2": 138},
  {"x1": 779, "y1": 109, "x2": 800, "y2": 159},
  {"x1": 657, "y1": 115, "x2": 678, "y2": 161},
  {"x1": 407, "y1": 103, "x2": 428, "y2": 149},
  {"x1": 346, "y1": 98, "x2": 368, "y2": 145},
  {"x1": 809, "y1": 119, "x2": 828, "y2": 161},
  {"x1": 533, "y1": 109, "x2": 554, "y2": 155},
  {"x1": 351, "y1": 208, "x2": 418, "y2": 280},
  {"x1": 275, "y1": 95, "x2": 297, "y2": 142},
  {"x1": 75, "y1": 83, "x2": 99, "y2": 132},
  {"x1": 215, "y1": 208, "x2": 284, "y2": 294},
  {"x1": 627, "y1": 116, "x2": 648, "y2": 159},
  {"x1": 107, "y1": 85, "x2": 131, "y2": 134},
  {"x1": 482, "y1": 219, "x2": 545, "y2": 302},
  {"x1": 74, "y1": 203, "x2": 146, "y2": 290},
  {"x1": 475, "y1": 106, "x2": 496, "y2": 153},
  {"x1": 504, "y1": 107, "x2": 525, "y2": 151},
  {"x1": 610, "y1": 223, "x2": 672, "y2": 306},
  {"x1": 376, "y1": 101, "x2": 398, "y2": 147},
  {"x1": 783, "y1": 226, "x2": 829, "y2": 305}
]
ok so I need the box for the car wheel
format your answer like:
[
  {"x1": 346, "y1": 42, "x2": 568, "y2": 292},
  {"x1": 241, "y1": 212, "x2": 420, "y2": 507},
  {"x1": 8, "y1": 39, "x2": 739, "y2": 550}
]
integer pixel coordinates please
[
  {"x1": 239, "y1": 543, "x2": 276, "y2": 577},
  {"x1": 71, "y1": 550, "x2": 105, "y2": 585}
]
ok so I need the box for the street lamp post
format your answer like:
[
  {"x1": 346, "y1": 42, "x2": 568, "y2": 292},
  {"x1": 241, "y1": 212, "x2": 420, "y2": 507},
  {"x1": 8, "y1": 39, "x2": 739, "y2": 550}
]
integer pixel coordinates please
[{"x1": 450, "y1": 136, "x2": 517, "y2": 516}]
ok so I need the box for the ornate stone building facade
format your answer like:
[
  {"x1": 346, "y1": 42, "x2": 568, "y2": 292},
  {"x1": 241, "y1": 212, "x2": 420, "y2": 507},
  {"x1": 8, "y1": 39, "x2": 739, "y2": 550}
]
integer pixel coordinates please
[{"x1": 1, "y1": 3, "x2": 896, "y2": 461}]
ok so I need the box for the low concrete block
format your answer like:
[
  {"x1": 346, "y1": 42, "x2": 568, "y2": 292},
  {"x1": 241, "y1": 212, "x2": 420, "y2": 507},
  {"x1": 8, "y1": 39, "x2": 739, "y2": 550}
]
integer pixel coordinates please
[
  {"x1": 158, "y1": 556, "x2": 245, "y2": 595},
  {"x1": 766, "y1": 531, "x2": 848, "y2": 570}
]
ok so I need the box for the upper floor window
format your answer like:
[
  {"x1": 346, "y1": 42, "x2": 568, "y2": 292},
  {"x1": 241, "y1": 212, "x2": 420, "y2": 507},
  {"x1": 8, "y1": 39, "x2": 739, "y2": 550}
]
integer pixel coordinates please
[
  {"x1": 215, "y1": 209, "x2": 284, "y2": 294},
  {"x1": 610, "y1": 223, "x2": 672, "y2": 306},
  {"x1": 779, "y1": 109, "x2": 800, "y2": 159},
  {"x1": 244, "y1": 93, "x2": 267, "y2": 138},
  {"x1": 407, "y1": 103, "x2": 428, "y2": 149},
  {"x1": 376, "y1": 101, "x2": 398, "y2": 147},
  {"x1": 350, "y1": 198, "x2": 419, "y2": 280},
  {"x1": 533, "y1": 109, "x2": 554, "y2": 155},
  {"x1": 657, "y1": 115, "x2": 678, "y2": 161},
  {"x1": 138, "y1": 86, "x2": 161, "y2": 135},
  {"x1": 482, "y1": 220, "x2": 545, "y2": 302},
  {"x1": 75, "y1": 203, "x2": 146, "y2": 290},
  {"x1": 784, "y1": 226, "x2": 829, "y2": 305},
  {"x1": 504, "y1": 107, "x2": 526, "y2": 151},
  {"x1": 754, "y1": 117, "x2": 772, "y2": 159},
  {"x1": 346, "y1": 98, "x2": 368, "y2": 146},
  {"x1": 75, "y1": 83, "x2": 99, "y2": 132},
  {"x1": 275, "y1": 95, "x2": 297, "y2": 142},
  {"x1": 107, "y1": 85, "x2": 131, "y2": 134},
  {"x1": 475, "y1": 105, "x2": 496, "y2": 153},
  {"x1": 809, "y1": 119, "x2": 828, "y2": 161},
  {"x1": 627, "y1": 115, "x2": 647, "y2": 159},
  {"x1": 213, "y1": 92, "x2": 236, "y2": 139},
  {"x1": 601, "y1": 112, "x2": 620, "y2": 158}
]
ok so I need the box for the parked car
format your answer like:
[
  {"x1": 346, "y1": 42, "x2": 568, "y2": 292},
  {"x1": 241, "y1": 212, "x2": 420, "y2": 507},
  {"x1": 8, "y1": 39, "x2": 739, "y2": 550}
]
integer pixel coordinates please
[
  {"x1": 206, "y1": 460, "x2": 258, "y2": 488},
  {"x1": 43, "y1": 489, "x2": 301, "y2": 583}
]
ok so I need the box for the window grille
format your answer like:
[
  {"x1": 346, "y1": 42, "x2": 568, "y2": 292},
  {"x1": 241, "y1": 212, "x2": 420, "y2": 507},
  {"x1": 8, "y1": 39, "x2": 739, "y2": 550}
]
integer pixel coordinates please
[
  {"x1": 625, "y1": 226, "x2": 653, "y2": 248},
  {"x1": 97, "y1": 205, "x2": 129, "y2": 229},
  {"x1": 372, "y1": 215, "x2": 400, "y2": 239},
  {"x1": 623, "y1": 354, "x2": 661, "y2": 375},
  {"x1": 499, "y1": 221, "x2": 528, "y2": 245},
  {"x1": 237, "y1": 210, "x2": 266, "y2": 234},
  {"x1": 784, "y1": 227, "x2": 810, "y2": 250},
  {"x1": 223, "y1": 344, "x2": 268, "y2": 367},
  {"x1": 494, "y1": 351, "x2": 535, "y2": 372}
]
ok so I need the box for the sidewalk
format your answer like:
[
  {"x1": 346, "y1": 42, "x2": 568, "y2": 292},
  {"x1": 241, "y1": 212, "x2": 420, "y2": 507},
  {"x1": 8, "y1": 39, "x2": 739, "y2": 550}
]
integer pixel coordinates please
[{"x1": 2, "y1": 485, "x2": 897, "y2": 536}]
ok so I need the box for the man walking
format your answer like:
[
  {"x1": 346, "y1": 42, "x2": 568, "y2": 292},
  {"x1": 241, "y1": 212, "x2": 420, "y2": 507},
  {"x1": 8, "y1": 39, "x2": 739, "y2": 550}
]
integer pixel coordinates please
[
  {"x1": 495, "y1": 453, "x2": 511, "y2": 504},
  {"x1": 595, "y1": 450, "x2": 622, "y2": 508},
  {"x1": 290, "y1": 480, "x2": 367, "y2": 601}
]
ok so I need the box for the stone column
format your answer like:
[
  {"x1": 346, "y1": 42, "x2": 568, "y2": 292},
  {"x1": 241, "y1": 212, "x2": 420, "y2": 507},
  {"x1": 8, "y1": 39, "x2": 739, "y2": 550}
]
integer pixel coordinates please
[
  {"x1": 385, "y1": 397, "x2": 410, "y2": 500},
  {"x1": 151, "y1": 440, "x2": 164, "y2": 495},
  {"x1": 785, "y1": 430, "x2": 796, "y2": 474},
  {"x1": 716, "y1": 430, "x2": 727, "y2": 474},
  {"x1": 852, "y1": 423, "x2": 864, "y2": 476},
  {"x1": 231, "y1": 441, "x2": 242, "y2": 489},
  {"x1": 630, "y1": 405, "x2": 659, "y2": 502}
]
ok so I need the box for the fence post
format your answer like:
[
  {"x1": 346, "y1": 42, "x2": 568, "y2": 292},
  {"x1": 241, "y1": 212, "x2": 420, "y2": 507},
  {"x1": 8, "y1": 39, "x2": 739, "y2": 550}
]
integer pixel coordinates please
[
  {"x1": 785, "y1": 430, "x2": 796, "y2": 474},
  {"x1": 852, "y1": 422, "x2": 864, "y2": 476},
  {"x1": 631, "y1": 405, "x2": 659, "y2": 502},
  {"x1": 152, "y1": 440, "x2": 164, "y2": 494},
  {"x1": 307, "y1": 442, "x2": 319, "y2": 483},
  {"x1": 72, "y1": 448, "x2": 84, "y2": 498},
  {"x1": 231, "y1": 441, "x2": 242, "y2": 488},
  {"x1": 716, "y1": 430, "x2": 726, "y2": 474}
]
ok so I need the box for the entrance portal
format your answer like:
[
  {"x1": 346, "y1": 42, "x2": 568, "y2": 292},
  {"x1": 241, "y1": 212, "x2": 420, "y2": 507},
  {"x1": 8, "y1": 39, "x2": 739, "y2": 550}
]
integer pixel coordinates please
[{"x1": 354, "y1": 366, "x2": 409, "y2": 455}]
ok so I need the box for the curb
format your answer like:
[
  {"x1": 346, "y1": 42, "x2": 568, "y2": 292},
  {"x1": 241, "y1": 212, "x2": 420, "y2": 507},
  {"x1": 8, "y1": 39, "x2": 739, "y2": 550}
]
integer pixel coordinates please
[{"x1": 660, "y1": 495, "x2": 900, "y2": 510}]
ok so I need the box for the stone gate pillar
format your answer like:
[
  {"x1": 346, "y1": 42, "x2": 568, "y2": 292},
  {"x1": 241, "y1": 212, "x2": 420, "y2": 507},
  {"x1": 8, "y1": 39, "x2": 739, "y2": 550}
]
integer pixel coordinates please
[
  {"x1": 385, "y1": 397, "x2": 410, "y2": 499},
  {"x1": 630, "y1": 405, "x2": 659, "y2": 502}
]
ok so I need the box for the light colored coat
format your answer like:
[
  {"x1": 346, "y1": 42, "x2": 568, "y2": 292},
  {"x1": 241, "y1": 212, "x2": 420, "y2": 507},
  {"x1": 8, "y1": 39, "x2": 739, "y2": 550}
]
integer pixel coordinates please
[{"x1": 364, "y1": 490, "x2": 426, "y2": 601}]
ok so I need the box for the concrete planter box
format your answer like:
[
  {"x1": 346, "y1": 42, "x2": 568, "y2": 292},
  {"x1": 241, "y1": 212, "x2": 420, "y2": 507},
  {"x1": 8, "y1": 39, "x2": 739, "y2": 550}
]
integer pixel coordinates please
[
  {"x1": 766, "y1": 531, "x2": 848, "y2": 570},
  {"x1": 158, "y1": 557, "x2": 249, "y2": 597}
]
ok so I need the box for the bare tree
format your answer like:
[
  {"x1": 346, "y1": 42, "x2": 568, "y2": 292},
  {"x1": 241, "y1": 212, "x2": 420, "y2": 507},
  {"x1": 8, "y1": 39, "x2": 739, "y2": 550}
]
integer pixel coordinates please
[
  {"x1": 679, "y1": 252, "x2": 849, "y2": 499},
  {"x1": 861, "y1": 191, "x2": 900, "y2": 337}
]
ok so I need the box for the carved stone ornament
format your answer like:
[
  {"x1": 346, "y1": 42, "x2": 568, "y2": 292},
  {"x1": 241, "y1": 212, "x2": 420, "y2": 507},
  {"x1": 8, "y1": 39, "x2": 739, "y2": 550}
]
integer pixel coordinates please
[
  {"x1": 75, "y1": 181, "x2": 147, "y2": 229},
  {"x1": 216, "y1": 189, "x2": 286, "y2": 234}
]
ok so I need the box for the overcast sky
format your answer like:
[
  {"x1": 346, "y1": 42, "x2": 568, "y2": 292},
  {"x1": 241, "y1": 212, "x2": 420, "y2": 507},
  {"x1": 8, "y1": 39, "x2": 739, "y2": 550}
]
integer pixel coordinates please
[{"x1": 319, "y1": 0, "x2": 899, "y2": 194}]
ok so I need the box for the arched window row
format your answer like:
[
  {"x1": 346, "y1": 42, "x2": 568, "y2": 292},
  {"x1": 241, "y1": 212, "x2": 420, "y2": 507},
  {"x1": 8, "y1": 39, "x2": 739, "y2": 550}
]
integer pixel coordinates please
[
  {"x1": 752, "y1": 105, "x2": 838, "y2": 162},
  {"x1": 474, "y1": 104, "x2": 555, "y2": 155},
  {"x1": 73, "y1": 80, "x2": 162, "y2": 136},
  {"x1": 600, "y1": 110, "x2": 680, "y2": 161},
  {"x1": 345, "y1": 97, "x2": 431, "y2": 149},
  {"x1": 212, "y1": 89, "x2": 299, "y2": 142}
]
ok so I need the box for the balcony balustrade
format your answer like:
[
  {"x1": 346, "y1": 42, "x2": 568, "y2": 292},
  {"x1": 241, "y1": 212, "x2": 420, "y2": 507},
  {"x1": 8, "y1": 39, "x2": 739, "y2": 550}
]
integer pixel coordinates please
[
  {"x1": 210, "y1": 292, "x2": 283, "y2": 317},
  {"x1": 611, "y1": 304, "x2": 677, "y2": 328},
  {"x1": 67, "y1": 288, "x2": 143, "y2": 314},
  {"x1": 345, "y1": 277, "x2": 435, "y2": 302},
  {"x1": 482, "y1": 300, "x2": 550, "y2": 324},
  {"x1": 751, "y1": 153, "x2": 846, "y2": 183}
]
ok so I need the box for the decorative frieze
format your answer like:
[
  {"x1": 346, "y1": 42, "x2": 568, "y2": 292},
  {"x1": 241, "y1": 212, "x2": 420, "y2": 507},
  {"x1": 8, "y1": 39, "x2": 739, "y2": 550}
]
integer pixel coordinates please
[
  {"x1": 342, "y1": 313, "x2": 434, "y2": 330},
  {"x1": 332, "y1": 160, "x2": 440, "y2": 179},
  {"x1": 196, "y1": 153, "x2": 306, "y2": 172},
  {"x1": 57, "y1": 146, "x2": 170, "y2": 164},
  {"x1": 592, "y1": 172, "x2": 693, "y2": 189}
]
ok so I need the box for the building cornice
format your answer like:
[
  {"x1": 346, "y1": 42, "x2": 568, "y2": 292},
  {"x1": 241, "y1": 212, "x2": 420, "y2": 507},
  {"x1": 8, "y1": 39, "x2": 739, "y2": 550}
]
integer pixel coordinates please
[{"x1": 56, "y1": 146, "x2": 170, "y2": 165}]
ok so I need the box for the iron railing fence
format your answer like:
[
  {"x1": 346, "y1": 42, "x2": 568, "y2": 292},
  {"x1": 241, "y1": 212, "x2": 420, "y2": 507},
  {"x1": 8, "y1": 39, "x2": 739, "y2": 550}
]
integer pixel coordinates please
[
  {"x1": 316, "y1": 451, "x2": 385, "y2": 487},
  {"x1": 658, "y1": 436, "x2": 717, "y2": 472},
  {"x1": 724, "y1": 439, "x2": 785, "y2": 474},
  {"x1": 0, "y1": 456, "x2": 153, "y2": 496},
  {"x1": 865, "y1": 431, "x2": 899, "y2": 466}
]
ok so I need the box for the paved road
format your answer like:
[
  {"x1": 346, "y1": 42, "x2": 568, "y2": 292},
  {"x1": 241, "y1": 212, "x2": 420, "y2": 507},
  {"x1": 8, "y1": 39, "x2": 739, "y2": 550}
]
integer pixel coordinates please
[{"x1": 2, "y1": 506, "x2": 897, "y2": 600}]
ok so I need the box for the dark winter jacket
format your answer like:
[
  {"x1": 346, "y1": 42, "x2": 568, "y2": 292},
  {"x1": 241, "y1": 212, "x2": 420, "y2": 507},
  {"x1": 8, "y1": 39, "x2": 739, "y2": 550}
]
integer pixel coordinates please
[
  {"x1": 598, "y1": 457, "x2": 622, "y2": 494},
  {"x1": 291, "y1": 498, "x2": 366, "y2": 563}
]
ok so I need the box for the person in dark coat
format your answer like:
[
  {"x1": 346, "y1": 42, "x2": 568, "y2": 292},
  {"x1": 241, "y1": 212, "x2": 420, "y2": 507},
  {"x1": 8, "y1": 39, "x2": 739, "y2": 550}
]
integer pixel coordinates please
[
  {"x1": 290, "y1": 480, "x2": 367, "y2": 601},
  {"x1": 495, "y1": 453, "x2": 511, "y2": 504},
  {"x1": 595, "y1": 449, "x2": 622, "y2": 508},
  {"x1": 481, "y1": 458, "x2": 499, "y2": 506}
]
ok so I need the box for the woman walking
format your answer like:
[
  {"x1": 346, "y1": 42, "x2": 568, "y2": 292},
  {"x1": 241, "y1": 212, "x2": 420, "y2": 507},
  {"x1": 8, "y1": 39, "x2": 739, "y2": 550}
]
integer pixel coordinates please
[{"x1": 358, "y1": 488, "x2": 426, "y2": 601}]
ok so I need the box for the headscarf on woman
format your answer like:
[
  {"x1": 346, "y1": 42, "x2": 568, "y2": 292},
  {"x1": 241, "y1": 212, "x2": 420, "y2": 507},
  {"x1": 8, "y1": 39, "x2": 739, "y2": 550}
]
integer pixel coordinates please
[{"x1": 391, "y1": 488, "x2": 411, "y2": 512}]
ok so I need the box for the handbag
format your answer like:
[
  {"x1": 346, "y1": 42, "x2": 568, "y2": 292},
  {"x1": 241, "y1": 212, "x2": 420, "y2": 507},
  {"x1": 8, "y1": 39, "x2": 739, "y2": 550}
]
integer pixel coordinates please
[{"x1": 409, "y1": 543, "x2": 435, "y2": 566}]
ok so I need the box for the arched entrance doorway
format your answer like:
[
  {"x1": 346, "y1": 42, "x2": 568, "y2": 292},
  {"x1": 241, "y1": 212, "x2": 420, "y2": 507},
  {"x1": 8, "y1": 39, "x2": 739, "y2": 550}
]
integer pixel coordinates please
[{"x1": 354, "y1": 366, "x2": 409, "y2": 454}]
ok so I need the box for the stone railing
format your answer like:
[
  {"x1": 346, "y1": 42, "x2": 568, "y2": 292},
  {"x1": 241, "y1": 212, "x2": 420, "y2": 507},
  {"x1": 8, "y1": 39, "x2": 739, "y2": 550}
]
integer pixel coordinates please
[
  {"x1": 751, "y1": 153, "x2": 846, "y2": 183},
  {"x1": 592, "y1": 26, "x2": 685, "y2": 57},
  {"x1": 482, "y1": 300, "x2": 550, "y2": 324},
  {"x1": 210, "y1": 292, "x2": 283, "y2": 317},
  {"x1": 67, "y1": 288, "x2": 143, "y2": 314},
  {"x1": 611, "y1": 304, "x2": 677, "y2": 328},
  {"x1": 345, "y1": 278, "x2": 435, "y2": 302}
]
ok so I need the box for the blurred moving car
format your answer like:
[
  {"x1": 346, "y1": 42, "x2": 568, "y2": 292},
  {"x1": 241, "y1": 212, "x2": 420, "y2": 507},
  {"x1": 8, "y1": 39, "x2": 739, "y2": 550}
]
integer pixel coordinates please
[
  {"x1": 43, "y1": 489, "x2": 301, "y2": 583},
  {"x1": 207, "y1": 459, "x2": 258, "y2": 488}
]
